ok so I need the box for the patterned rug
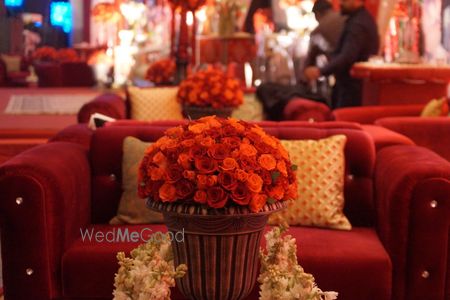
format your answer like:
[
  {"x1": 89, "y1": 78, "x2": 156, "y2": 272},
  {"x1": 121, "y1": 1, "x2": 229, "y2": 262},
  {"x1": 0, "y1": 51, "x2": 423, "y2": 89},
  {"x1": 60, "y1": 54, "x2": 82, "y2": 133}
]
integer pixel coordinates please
[{"x1": 4, "y1": 94, "x2": 96, "y2": 115}]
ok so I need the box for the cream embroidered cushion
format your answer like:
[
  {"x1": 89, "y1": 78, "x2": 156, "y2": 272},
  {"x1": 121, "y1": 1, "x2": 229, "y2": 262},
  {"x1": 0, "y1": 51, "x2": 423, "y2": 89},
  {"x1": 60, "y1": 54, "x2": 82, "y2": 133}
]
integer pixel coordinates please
[
  {"x1": 269, "y1": 135, "x2": 351, "y2": 230},
  {"x1": 110, "y1": 136, "x2": 163, "y2": 224},
  {"x1": 128, "y1": 86, "x2": 183, "y2": 121},
  {"x1": 1, "y1": 54, "x2": 21, "y2": 73}
]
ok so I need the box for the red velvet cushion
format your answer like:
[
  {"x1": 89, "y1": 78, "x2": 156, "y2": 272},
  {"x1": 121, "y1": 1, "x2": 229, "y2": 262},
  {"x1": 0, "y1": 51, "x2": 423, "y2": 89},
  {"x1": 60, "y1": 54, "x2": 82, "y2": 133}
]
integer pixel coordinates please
[{"x1": 62, "y1": 225, "x2": 391, "y2": 300}]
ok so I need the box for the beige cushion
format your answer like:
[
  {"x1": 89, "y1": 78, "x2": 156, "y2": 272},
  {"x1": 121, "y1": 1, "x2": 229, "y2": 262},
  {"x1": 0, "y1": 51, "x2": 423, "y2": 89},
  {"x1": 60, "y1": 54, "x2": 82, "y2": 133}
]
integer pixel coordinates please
[
  {"x1": 1, "y1": 54, "x2": 21, "y2": 73},
  {"x1": 128, "y1": 86, "x2": 183, "y2": 121},
  {"x1": 420, "y1": 97, "x2": 449, "y2": 117},
  {"x1": 110, "y1": 136, "x2": 163, "y2": 224},
  {"x1": 269, "y1": 135, "x2": 351, "y2": 230}
]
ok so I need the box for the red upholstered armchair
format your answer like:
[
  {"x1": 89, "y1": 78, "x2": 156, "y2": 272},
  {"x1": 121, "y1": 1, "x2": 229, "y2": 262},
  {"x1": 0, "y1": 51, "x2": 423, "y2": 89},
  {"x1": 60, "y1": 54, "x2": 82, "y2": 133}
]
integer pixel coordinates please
[{"x1": 0, "y1": 121, "x2": 449, "y2": 300}]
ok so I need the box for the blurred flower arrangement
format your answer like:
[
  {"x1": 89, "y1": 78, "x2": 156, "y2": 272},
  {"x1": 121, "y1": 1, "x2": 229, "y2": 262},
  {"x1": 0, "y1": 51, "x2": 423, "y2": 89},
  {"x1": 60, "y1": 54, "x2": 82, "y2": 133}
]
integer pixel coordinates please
[
  {"x1": 279, "y1": 0, "x2": 302, "y2": 8},
  {"x1": 177, "y1": 68, "x2": 243, "y2": 109},
  {"x1": 113, "y1": 234, "x2": 187, "y2": 300},
  {"x1": 91, "y1": 2, "x2": 121, "y2": 23},
  {"x1": 32, "y1": 46, "x2": 58, "y2": 62},
  {"x1": 138, "y1": 116, "x2": 297, "y2": 212},
  {"x1": 145, "y1": 58, "x2": 176, "y2": 85},
  {"x1": 259, "y1": 226, "x2": 338, "y2": 300},
  {"x1": 33, "y1": 47, "x2": 80, "y2": 63}
]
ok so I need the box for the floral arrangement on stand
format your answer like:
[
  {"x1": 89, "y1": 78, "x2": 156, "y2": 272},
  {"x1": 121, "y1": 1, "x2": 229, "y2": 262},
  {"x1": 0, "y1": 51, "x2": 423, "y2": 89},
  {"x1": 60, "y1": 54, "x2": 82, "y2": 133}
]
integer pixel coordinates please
[
  {"x1": 113, "y1": 234, "x2": 187, "y2": 300},
  {"x1": 91, "y1": 2, "x2": 121, "y2": 23},
  {"x1": 138, "y1": 116, "x2": 297, "y2": 212},
  {"x1": 32, "y1": 46, "x2": 58, "y2": 62},
  {"x1": 33, "y1": 47, "x2": 80, "y2": 63},
  {"x1": 145, "y1": 58, "x2": 176, "y2": 85},
  {"x1": 259, "y1": 226, "x2": 338, "y2": 300},
  {"x1": 177, "y1": 68, "x2": 244, "y2": 118}
]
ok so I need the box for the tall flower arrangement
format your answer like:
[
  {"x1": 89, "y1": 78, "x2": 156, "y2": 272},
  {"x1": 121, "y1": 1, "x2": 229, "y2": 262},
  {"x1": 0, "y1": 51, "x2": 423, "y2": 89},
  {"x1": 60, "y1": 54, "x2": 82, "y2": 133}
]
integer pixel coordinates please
[
  {"x1": 259, "y1": 226, "x2": 338, "y2": 300},
  {"x1": 138, "y1": 116, "x2": 297, "y2": 212},
  {"x1": 177, "y1": 68, "x2": 243, "y2": 109},
  {"x1": 32, "y1": 46, "x2": 58, "y2": 62}
]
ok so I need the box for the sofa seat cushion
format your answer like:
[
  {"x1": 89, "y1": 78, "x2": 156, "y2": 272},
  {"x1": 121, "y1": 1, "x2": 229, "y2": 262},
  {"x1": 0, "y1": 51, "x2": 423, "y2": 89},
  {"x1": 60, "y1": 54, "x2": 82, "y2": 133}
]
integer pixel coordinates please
[
  {"x1": 62, "y1": 225, "x2": 391, "y2": 300},
  {"x1": 362, "y1": 124, "x2": 414, "y2": 151}
]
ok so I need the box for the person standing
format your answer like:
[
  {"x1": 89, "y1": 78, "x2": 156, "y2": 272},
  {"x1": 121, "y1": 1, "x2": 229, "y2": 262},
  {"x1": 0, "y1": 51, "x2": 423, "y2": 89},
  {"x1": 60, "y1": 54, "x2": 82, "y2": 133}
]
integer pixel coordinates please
[
  {"x1": 304, "y1": 0, "x2": 379, "y2": 108},
  {"x1": 303, "y1": 0, "x2": 346, "y2": 69}
]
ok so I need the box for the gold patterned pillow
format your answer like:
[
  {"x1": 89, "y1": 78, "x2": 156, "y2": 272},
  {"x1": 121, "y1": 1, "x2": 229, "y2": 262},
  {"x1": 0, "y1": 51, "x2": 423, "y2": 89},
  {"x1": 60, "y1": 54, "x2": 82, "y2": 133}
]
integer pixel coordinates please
[
  {"x1": 269, "y1": 135, "x2": 351, "y2": 230},
  {"x1": 110, "y1": 136, "x2": 163, "y2": 224},
  {"x1": 128, "y1": 86, "x2": 183, "y2": 121}
]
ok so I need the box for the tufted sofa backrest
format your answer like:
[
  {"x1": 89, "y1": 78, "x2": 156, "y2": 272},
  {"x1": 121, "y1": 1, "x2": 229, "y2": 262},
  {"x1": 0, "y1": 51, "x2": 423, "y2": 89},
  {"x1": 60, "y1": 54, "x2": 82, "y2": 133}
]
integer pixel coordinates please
[{"x1": 89, "y1": 121, "x2": 375, "y2": 226}]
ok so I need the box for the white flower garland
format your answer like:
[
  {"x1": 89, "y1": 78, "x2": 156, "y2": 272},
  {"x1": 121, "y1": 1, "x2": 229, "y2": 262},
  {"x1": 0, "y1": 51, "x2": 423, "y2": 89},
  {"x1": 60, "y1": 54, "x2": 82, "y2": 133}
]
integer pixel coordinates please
[
  {"x1": 113, "y1": 234, "x2": 187, "y2": 300},
  {"x1": 259, "y1": 225, "x2": 338, "y2": 300}
]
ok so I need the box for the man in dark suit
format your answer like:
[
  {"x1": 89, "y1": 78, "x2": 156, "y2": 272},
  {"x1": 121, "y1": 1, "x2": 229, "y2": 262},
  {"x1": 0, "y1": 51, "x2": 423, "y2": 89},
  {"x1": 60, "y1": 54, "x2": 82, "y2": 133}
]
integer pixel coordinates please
[{"x1": 304, "y1": 0, "x2": 379, "y2": 108}]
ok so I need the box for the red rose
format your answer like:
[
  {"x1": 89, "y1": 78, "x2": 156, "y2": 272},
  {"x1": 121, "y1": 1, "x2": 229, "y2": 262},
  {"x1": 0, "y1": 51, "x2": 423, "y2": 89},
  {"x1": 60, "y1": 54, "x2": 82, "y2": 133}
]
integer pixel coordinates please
[
  {"x1": 254, "y1": 141, "x2": 272, "y2": 154},
  {"x1": 175, "y1": 179, "x2": 195, "y2": 199},
  {"x1": 207, "y1": 144, "x2": 230, "y2": 160},
  {"x1": 240, "y1": 156, "x2": 260, "y2": 171},
  {"x1": 231, "y1": 183, "x2": 251, "y2": 205},
  {"x1": 260, "y1": 170, "x2": 272, "y2": 185},
  {"x1": 218, "y1": 171, "x2": 238, "y2": 190},
  {"x1": 167, "y1": 164, "x2": 184, "y2": 182},
  {"x1": 221, "y1": 137, "x2": 241, "y2": 149},
  {"x1": 195, "y1": 158, "x2": 218, "y2": 174},
  {"x1": 222, "y1": 125, "x2": 238, "y2": 137},
  {"x1": 190, "y1": 144, "x2": 207, "y2": 159},
  {"x1": 245, "y1": 131, "x2": 262, "y2": 144},
  {"x1": 207, "y1": 186, "x2": 228, "y2": 208}
]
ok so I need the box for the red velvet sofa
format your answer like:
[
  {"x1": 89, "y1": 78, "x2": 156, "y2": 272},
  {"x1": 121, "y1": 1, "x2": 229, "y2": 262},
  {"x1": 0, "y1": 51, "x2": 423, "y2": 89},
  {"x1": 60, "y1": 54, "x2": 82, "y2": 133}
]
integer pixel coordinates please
[
  {"x1": 34, "y1": 61, "x2": 96, "y2": 87},
  {"x1": 1, "y1": 121, "x2": 449, "y2": 300}
]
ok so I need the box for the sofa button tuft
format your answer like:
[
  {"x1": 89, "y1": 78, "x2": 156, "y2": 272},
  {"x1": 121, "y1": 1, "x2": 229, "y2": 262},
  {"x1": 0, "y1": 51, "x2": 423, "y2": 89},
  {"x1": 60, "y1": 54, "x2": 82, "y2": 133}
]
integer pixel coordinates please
[
  {"x1": 347, "y1": 174, "x2": 354, "y2": 181},
  {"x1": 430, "y1": 200, "x2": 437, "y2": 208},
  {"x1": 26, "y1": 268, "x2": 34, "y2": 275},
  {"x1": 15, "y1": 197, "x2": 23, "y2": 205},
  {"x1": 308, "y1": 118, "x2": 315, "y2": 123},
  {"x1": 421, "y1": 270, "x2": 430, "y2": 279},
  {"x1": 109, "y1": 174, "x2": 116, "y2": 181}
]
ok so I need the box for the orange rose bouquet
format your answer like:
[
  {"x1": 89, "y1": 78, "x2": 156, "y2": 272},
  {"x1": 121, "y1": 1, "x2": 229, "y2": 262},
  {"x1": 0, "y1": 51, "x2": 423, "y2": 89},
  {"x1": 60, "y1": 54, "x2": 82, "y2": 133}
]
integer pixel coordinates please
[
  {"x1": 145, "y1": 58, "x2": 176, "y2": 85},
  {"x1": 138, "y1": 116, "x2": 297, "y2": 213},
  {"x1": 33, "y1": 46, "x2": 58, "y2": 62},
  {"x1": 177, "y1": 68, "x2": 243, "y2": 109}
]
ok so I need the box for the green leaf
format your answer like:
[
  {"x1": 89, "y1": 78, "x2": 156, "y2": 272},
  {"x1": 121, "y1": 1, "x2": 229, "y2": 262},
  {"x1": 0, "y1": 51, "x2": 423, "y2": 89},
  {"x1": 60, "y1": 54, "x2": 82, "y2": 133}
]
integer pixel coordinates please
[
  {"x1": 290, "y1": 164, "x2": 298, "y2": 171},
  {"x1": 267, "y1": 197, "x2": 276, "y2": 204},
  {"x1": 271, "y1": 171, "x2": 280, "y2": 182}
]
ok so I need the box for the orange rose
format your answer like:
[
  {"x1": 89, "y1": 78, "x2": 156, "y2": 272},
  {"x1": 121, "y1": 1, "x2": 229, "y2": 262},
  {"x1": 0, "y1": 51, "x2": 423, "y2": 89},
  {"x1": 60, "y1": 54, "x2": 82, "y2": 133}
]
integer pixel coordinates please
[
  {"x1": 218, "y1": 171, "x2": 238, "y2": 190},
  {"x1": 235, "y1": 169, "x2": 249, "y2": 181},
  {"x1": 181, "y1": 139, "x2": 195, "y2": 148},
  {"x1": 250, "y1": 193, "x2": 267, "y2": 212},
  {"x1": 188, "y1": 123, "x2": 209, "y2": 134},
  {"x1": 221, "y1": 157, "x2": 238, "y2": 170},
  {"x1": 258, "y1": 154, "x2": 276, "y2": 170},
  {"x1": 150, "y1": 167, "x2": 166, "y2": 181},
  {"x1": 177, "y1": 153, "x2": 192, "y2": 169},
  {"x1": 277, "y1": 160, "x2": 288, "y2": 176},
  {"x1": 224, "y1": 89, "x2": 234, "y2": 100},
  {"x1": 278, "y1": 144, "x2": 289, "y2": 160},
  {"x1": 199, "y1": 116, "x2": 222, "y2": 128},
  {"x1": 152, "y1": 152, "x2": 167, "y2": 166},
  {"x1": 194, "y1": 190, "x2": 207, "y2": 204},
  {"x1": 268, "y1": 185, "x2": 284, "y2": 200},
  {"x1": 183, "y1": 170, "x2": 196, "y2": 180},
  {"x1": 199, "y1": 137, "x2": 215, "y2": 147},
  {"x1": 159, "y1": 183, "x2": 177, "y2": 202},
  {"x1": 240, "y1": 144, "x2": 257, "y2": 157},
  {"x1": 166, "y1": 126, "x2": 184, "y2": 138},
  {"x1": 262, "y1": 135, "x2": 277, "y2": 149},
  {"x1": 246, "y1": 173, "x2": 263, "y2": 193}
]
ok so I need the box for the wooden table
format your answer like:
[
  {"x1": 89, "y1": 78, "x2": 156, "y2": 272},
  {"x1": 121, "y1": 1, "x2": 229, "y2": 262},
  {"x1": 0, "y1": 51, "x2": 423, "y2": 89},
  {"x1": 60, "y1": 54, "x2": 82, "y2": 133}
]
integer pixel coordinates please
[{"x1": 351, "y1": 62, "x2": 450, "y2": 105}]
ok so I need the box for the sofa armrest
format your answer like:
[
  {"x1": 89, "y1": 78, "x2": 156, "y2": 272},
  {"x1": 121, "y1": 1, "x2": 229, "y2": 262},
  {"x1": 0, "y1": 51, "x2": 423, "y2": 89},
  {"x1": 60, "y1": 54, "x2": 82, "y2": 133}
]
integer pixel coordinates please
[
  {"x1": 77, "y1": 93, "x2": 126, "y2": 123},
  {"x1": 376, "y1": 116, "x2": 450, "y2": 161},
  {"x1": 0, "y1": 142, "x2": 91, "y2": 299},
  {"x1": 375, "y1": 145, "x2": 450, "y2": 300},
  {"x1": 49, "y1": 124, "x2": 94, "y2": 149},
  {"x1": 333, "y1": 105, "x2": 424, "y2": 124}
]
